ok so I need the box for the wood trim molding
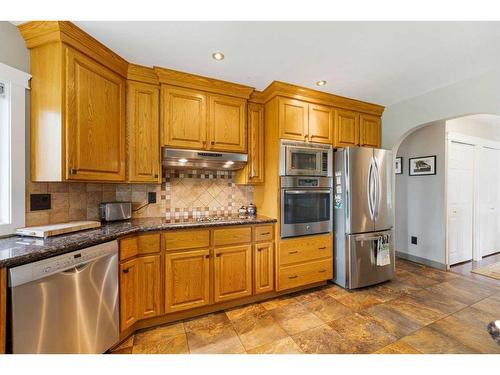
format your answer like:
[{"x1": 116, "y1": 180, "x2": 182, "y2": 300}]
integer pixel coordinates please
[
  {"x1": 18, "y1": 21, "x2": 129, "y2": 77},
  {"x1": 154, "y1": 66, "x2": 254, "y2": 99},
  {"x1": 258, "y1": 81, "x2": 385, "y2": 116},
  {"x1": 127, "y1": 64, "x2": 159, "y2": 85}
]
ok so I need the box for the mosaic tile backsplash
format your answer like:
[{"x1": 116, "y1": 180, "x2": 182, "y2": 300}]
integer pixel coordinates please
[{"x1": 25, "y1": 169, "x2": 254, "y2": 227}]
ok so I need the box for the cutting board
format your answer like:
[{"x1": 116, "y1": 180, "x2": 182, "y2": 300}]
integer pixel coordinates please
[{"x1": 16, "y1": 221, "x2": 102, "y2": 238}]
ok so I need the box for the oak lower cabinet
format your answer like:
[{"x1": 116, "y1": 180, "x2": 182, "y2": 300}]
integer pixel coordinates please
[
  {"x1": 139, "y1": 255, "x2": 162, "y2": 320},
  {"x1": 120, "y1": 258, "x2": 140, "y2": 331},
  {"x1": 0, "y1": 268, "x2": 6, "y2": 354},
  {"x1": 120, "y1": 254, "x2": 162, "y2": 331},
  {"x1": 165, "y1": 249, "x2": 211, "y2": 313},
  {"x1": 359, "y1": 114, "x2": 381, "y2": 148},
  {"x1": 127, "y1": 81, "x2": 161, "y2": 183},
  {"x1": 253, "y1": 242, "x2": 274, "y2": 294},
  {"x1": 214, "y1": 245, "x2": 252, "y2": 303}
]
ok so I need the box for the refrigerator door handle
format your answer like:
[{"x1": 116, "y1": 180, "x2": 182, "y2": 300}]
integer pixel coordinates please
[
  {"x1": 367, "y1": 158, "x2": 375, "y2": 220},
  {"x1": 373, "y1": 158, "x2": 381, "y2": 219}
]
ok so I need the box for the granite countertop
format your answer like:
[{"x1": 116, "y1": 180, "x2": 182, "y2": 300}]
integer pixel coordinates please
[{"x1": 0, "y1": 215, "x2": 277, "y2": 268}]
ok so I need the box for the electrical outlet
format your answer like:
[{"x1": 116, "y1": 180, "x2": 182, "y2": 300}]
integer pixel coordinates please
[
  {"x1": 411, "y1": 236, "x2": 418, "y2": 245},
  {"x1": 148, "y1": 192, "x2": 157, "y2": 204},
  {"x1": 30, "y1": 194, "x2": 51, "y2": 211}
]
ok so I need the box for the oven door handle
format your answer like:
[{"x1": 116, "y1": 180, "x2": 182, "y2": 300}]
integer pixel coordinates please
[{"x1": 284, "y1": 190, "x2": 332, "y2": 194}]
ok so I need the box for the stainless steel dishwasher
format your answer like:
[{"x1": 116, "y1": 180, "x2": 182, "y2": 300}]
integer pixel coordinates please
[{"x1": 9, "y1": 240, "x2": 119, "y2": 354}]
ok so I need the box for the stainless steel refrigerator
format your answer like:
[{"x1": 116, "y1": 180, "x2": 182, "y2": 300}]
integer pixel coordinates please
[{"x1": 333, "y1": 147, "x2": 395, "y2": 289}]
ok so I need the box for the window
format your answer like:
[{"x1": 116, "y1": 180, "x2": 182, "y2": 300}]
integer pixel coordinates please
[{"x1": 0, "y1": 62, "x2": 30, "y2": 236}]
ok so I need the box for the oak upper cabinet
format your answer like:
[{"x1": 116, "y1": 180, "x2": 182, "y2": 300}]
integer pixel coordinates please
[
  {"x1": 127, "y1": 81, "x2": 161, "y2": 183},
  {"x1": 278, "y1": 97, "x2": 308, "y2": 141},
  {"x1": 253, "y1": 242, "x2": 274, "y2": 294},
  {"x1": 120, "y1": 258, "x2": 140, "y2": 331},
  {"x1": 165, "y1": 249, "x2": 211, "y2": 313},
  {"x1": 334, "y1": 109, "x2": 360, "y2": 148},
  {"x1": 65, "y1": 48, "x2": 126, "y2": 181},
  {"x1": 308, "y1": 104, "x2": 335, "y2": 144},
  {"x1": 138, "y1": 255, "x2": 162, "y2": 320},
  {"x1": 208, "y1": 94, "x2": 246, "y2": 152},
  {"x1": 278, "y1": 97, "x2": 334, "y2": 144},
  {"x1": 162, "y1": 86, "x2": 207, "y2": 149},
  {"x1": 214, "y1": 245, "x2": 252, "y2": 303},
  {"x1": 359, "y1": 114, "x2": 381, "y2": 148},
  {"x1": 235, "y1": 103, "x2": 264, "y2": 185}
]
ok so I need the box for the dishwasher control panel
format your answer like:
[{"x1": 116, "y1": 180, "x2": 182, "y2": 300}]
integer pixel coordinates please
[{"x1": 9, "y1": 240, "x2": 118, "y2": 287}]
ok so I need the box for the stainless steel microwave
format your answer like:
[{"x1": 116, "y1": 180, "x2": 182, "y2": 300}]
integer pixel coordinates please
[{"x1": 279, "y1": 140, "x2": 332, "y2": 177}]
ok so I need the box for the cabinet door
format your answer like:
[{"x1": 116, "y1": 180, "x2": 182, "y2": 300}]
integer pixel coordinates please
[
  {"x1": 208, "y1": 94, "x2": 246, "y2": 152},
  {"x1": 127, "y1": 81, "x2": 160, "y2": 183},
  {"x1": 247, "y1": 103, "x2": 264, "y2": 183},
  {"x1": 254, "y1": 242, "x2": 274, "y2": 294},
  {"x1": 278, "y1": 97, "x2": 308, "y2": 141},
  {"x1": 65, "y1": 48, "x2": 126, "y2": 181},
  {"x1": 165, "y1": 249, "x2": 210, "y2": 313},
  {"x1": 120, "y1": 258, "x2": 140, "y2": 331},
  {"x1": 359, "y1": 114, "x2": 381, "y2": 148},
  {"x1": 139, "y1": 255, "x2": 162, "y2": 319},
  {"x1": 214, "y1": 245, "x2": 252, "y2": 303},
  {"x1": 162, "y1": 86, "x2": 207, "y2": 149},
  {"x1": 334, "y1": 109, "x2": 359, "y2": 147},
  {"x1": 308, "y1": 104, "x2": 334, "y2": 144}
]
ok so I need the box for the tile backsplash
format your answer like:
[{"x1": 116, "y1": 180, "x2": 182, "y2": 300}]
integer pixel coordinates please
[{"x1": 25, "y1": 168, "x2": 253, "y2": 227}]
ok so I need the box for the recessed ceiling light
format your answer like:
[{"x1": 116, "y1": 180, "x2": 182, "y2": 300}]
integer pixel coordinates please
[
  {"x1": 316, "y1": 80, "x2": 327, "y2": 87},
  {"x1": 225, "y1": 161, "x2": 234, "y2": 165},
  {"x1": 212, "y1": 52, "x2": 225, "y2": 61},
  {"x1": 178, "y1": 158, "x2": 188, "y2": 163}
]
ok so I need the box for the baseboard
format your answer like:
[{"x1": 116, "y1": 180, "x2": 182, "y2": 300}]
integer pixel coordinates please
[{"x1": 396, "y1": 251, "x2": 447, "y2": 270}]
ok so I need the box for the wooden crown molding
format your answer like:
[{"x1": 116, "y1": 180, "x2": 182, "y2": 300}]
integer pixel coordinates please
[
  {"x1": 259, "y1": 81, "x2": 385, "y2": 116},
  {"x1": 154, "y1": 66, "x2": 254, "y2": 99},
  {"x1": 18, "y1": 21, "x2": 129, "y2": 77},
  {"x1": 127, "y1": 64, "x2": 159, "y2": 85}
]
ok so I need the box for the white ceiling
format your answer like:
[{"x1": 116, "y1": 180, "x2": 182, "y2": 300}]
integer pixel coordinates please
[{"x1": 71, "y1": 21, "x2": 500, "y2": 106}]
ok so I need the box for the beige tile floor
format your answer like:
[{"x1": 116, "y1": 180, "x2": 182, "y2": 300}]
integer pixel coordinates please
[{"x1": 110, "y1": 258, "x2": 500, "y2": 354}]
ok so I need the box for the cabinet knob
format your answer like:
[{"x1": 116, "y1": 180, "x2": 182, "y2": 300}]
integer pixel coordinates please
[
  {"x1": 211, "y1": 141, "x2": 215, "y2": 145},
  {"x1": 70, "y1": 168, "x2": 77, "y2": 175},
  {"x1": 205, "y1": 255, "x2": 210, "y2": 259},
  {"x1": 123, "y1": 269, "x2": 129, "y2": 274},
  {"x1": 216, "y1": 253, "x2": 221, "y2": 257},
  {"x1": 154, "y1": 174, "x2": 159, "y2": 178}
]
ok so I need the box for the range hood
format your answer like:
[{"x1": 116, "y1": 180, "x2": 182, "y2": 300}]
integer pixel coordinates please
[{"x1": 162, "y1": 148, "x2": 248, "y2": 171}]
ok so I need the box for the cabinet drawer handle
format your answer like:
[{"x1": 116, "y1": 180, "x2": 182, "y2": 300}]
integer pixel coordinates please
[
  {"x1": 318, "y1": 269, "x2": 326, "y2": 273},
  {"x1": 123, "y1": 269, "x2": 129, "y2": 274},
  {"x1": 260, "y1": 232, "x2": 270, "y2": 235},
  {"x1": 288, "y1": 250, "x2": 298, "y2": 254},
  {"x1": 288, "y1": 275, "x2": 298, "y2": 279},
  {"x1": 318, "y1": 246, "x2": 327, "y2": 250}
]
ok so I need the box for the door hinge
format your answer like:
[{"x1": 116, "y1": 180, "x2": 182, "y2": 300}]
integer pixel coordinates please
[{"x1": 0, "y1": 83, "x2": 5, "y2": 96}]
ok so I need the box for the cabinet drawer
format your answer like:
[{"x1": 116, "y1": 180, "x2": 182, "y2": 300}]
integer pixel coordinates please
[
  {"x1": 214, "y1": 227, "x2": 251, "y2": 246},
  {"x1": 164, "y1": 230, "x2": 210, "y2": 251},
  {"x1": 120, "y1": 233, "x2": 161, "y2": 261},
  {"x1": 278, "y1": 258, "x2": 333, "y2": 291},
  {"x1": 254, "y1": 225, "x2": 274, "y2": 242},
  {"x1": 279, "y1": 234, "x2": 332, "y2": 266}
]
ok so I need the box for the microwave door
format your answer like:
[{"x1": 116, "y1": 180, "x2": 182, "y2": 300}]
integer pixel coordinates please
[
  {"x1": 346, "y1": 147, "x2": 375, "y2": 234},
  {"x1": 286, "y1": 147, "x2": 320, "y2": 176},
  {"x1": 373, "y1": 148, "x2": 394, "y2": 231}
]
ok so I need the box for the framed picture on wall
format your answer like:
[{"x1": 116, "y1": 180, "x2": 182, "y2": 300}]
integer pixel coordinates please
[
  {"x1": 409, "y1": 155, "x2": 436, "y2": 176},
  {"x1": 395, "y1": 157, "x2": 403, "y2": 175}
]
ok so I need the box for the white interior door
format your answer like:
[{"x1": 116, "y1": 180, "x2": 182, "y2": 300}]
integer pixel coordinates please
[
  {"x1": 447, "y1": 141, "x2": 474, "y2": 265},
  {"x1": 479, "y1": 147, "x2": 500, "y2": 257}
]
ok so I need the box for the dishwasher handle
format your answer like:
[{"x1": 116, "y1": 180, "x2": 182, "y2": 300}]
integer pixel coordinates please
[{"x1": 61, "y1": 262, "x2": 92, "y2": 274}]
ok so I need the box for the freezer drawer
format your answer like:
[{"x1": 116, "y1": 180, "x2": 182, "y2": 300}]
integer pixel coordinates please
[{"x1": 347, "y1": 231, "x2": 395, "y2": 289}]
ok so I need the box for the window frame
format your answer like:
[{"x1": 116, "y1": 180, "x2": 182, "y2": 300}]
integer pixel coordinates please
[{"x1": 0, "y1": 62, "x2": 30, "y2": 236}]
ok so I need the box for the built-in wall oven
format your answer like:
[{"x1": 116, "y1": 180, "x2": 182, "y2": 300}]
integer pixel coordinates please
[
  {"x1": 279, "y1": 141, "x2": 333, "y2": 238},
  {"x1": 280, "y1": 176, "x2": 333, "y2": 238}
]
